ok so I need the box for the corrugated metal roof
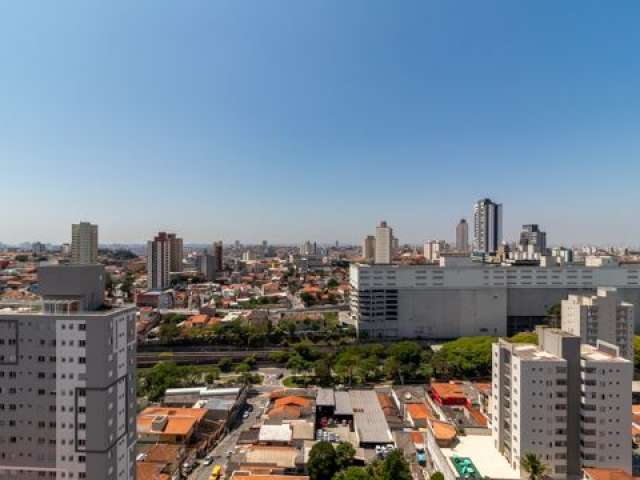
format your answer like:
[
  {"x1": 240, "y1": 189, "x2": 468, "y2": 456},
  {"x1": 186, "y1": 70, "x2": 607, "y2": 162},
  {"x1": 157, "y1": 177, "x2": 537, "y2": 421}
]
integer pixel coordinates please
[
  {"x1": 258, "y1": 424, "x2": 292, "y2": 443},
  {"x1": 349, "y1": 390, "x2": 393, "y2": 444},
  {"x1": 334, "y1": 391, "x2": 353, "y2": 416},
  {"x1": 316, "y1": 388, "x2": 335, "y2": 407}
]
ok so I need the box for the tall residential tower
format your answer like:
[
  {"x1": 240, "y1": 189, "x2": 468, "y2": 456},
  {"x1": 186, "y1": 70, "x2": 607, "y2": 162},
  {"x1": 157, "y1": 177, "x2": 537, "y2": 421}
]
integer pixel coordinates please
[
  {"x1": 147, "y1": 232, "x2": 171, "y2": 290},
  {"x1": 561, "y1": 287, "x2": 634, "y2": 361},
  {"x1": 456, "y1": 218, "x2": 469, "y2": 254},
  {"x1": 473, "y1": 198, "x2": 502, "y2": 255},
  {"x1": 71, "y1": 222, "x2": 98, "y2": 265},
  {"x1": 374, "y1": 221, "x2": 393, "y2": 264},
  {"x1": 519, "y1": 224, "x2": 547, "y2": 255},
  {"x1": 362, "y1": 235, "x2": 376, "y2": 262},
  {"x1": 167, "y1": 233, "x2": 183, "y2": 273},
  {"x1": 492, "y1": 327, "x2": 632, "y2": 478},
  {"x1": 212, "y1": 241, "x2": 223, "y2": 272},
  {"x1": 0, "y1": 265, "x2": 137, "y2": 479}
]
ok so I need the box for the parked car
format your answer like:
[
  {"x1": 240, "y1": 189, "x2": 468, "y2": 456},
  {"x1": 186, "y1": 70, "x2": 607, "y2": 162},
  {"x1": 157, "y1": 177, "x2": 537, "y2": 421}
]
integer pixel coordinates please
[{"x1": 203, "y1": 456, "x2": 214, "y2": 466}]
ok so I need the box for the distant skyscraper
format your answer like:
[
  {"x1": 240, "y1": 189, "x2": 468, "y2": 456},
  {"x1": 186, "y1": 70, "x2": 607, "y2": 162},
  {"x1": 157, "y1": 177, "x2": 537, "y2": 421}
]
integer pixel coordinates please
[
  {"x1": 362, "y1": 235, "x2": 375, "y2": 261},
  {"x1": 0, "y1": 264, "x2": 137, "y2": 479},
  {"x1": 242, "y1": 250, "x2": 257, "y2": 262},
  {"x1": 167, "y1": 233, "x2": 183, "y2": 272},
  {"x1": 473, "y1": 198, "x2": 502, "y2": 255},
  {"x1": 71, "y1": 221, "x2": 98, "y2": 264},
  {"x1": 519, "y1": 224, "x2": 547, "y2": 255},
  {"x1": 31, "y1": 241, "x2": 46, "y2": 255},
  {"x1": 456, "y1": 218, "x2": 469, "y2": 253},
  {"x1": 424, "y1": 240, "x2": 446, "y2": 261},
  {"x1": 375, "y1": 221, "x2": 393, "y2": 264},
  {"x1": 198, "y1": 253, "x2": 217, "y2": 281},
  {"x1": 213, "y1": 241, "x2": 223, "y2": 271},
  {"x1": 147, "y1": 232, "x2": 172, "y2": 290},
  {"x1": 300, "y1": 240, "x2": 316, "y2": 256}
]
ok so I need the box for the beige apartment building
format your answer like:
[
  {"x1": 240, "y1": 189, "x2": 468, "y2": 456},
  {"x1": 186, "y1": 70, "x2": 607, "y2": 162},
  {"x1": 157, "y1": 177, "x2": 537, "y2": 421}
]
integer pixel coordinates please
[{"x1": 562, "y1": 287, "x2": 634, "y2": 361}]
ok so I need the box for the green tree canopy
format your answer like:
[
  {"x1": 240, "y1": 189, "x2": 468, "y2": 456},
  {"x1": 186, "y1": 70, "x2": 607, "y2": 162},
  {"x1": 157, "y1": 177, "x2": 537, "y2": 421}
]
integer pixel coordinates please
[
  {"x1": 143, "y1": 361, "x2": 181, "y2": 401},
  {"x1": 333, "y1": 467, "x2": 373, "y2": 480},
  {"x1": 379, "y1": 450, "x2": 411, "y2": 480},
  {"x1": 521, "y1": 453, "x2": 548, "y2": 480},
  {"x1": 308, "y1": 441, "x2": 337, "y2": 480},
  {"x1": 432, "y1": 336, "x2": 494, "y2": 378},
  {"x1": 314, "y1": 358, "x2": 333, "y2": 387},
  {"x1": 335, "y1": 442, "x2": 356, "y2": 470}
]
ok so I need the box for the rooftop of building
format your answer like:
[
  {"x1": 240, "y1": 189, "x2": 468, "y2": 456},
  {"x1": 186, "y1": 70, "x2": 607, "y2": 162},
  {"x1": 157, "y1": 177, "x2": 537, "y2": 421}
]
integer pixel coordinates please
[
  {"x1": 431, "y1": 383, "x2": 467, "y2": 401},
  {"x1": 349, "y1": 389, "x2": 393, "y2": 444},
  {"x1": 137, "y1": 443, "x2": 183, "y2": 465},
  {"x1": 353, "y1": 261, "x2": 636, "y2": 270},
  {"x1": 258, "y1": 424, "x2": 293, "y2": 443},
  {"x1": 583, "y1": 468, "x2": 633, "y2": 480},
  {"x1": 231, "y1": 472, "x2": 309, "y2": 480},
  {"x1": 0, "y1": 300, "x2": 135, "y2": 316},
  {"x1": 429, "y1": 419, "x2": 458, "y2": 444},
  {"x1": 440, "y1": 434, "x2": 520, "y2": 480},
  {"x1": 137, "y1": 407, "x2": 208, "y2": 436},
  {"x1": 510, "y1": 343, "x2": 564, "y2": 361},
  {"x1": 580, "y1": 344, "x2": 630, "y2": 363},
  {"x1": 406, "y1": 403, "x2": 432, "y2": 421},
  {"x1": 243, "y1": 446, "x2": 301, "y2": 469},
  {"x1": 334, "y1": 390, "x2": 353, "y2": 416},
  {"x1": 136, "y1": 462, "x2": 171, "y2": 480},
  {"x1": 273, "y1": 395, "x2": 312, "y2": 409},
  {"x1": 316, "y1": 388, "x2": 335, "y2": 407}
]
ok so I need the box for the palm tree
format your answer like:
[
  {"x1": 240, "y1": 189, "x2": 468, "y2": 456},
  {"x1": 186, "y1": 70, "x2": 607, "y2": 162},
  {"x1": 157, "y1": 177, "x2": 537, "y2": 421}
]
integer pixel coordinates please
[{"x1": 521, "y1": 453, "x2": 548, "y2": 480}]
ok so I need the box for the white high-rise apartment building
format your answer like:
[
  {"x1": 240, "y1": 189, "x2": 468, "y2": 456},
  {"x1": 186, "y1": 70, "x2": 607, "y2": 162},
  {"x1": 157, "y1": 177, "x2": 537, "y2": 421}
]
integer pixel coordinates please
[
  {"x1": 362, "y1": 235, "x2": 375, "y2": 262},
  {"x1": 0, "y1": 265, "x2": 137, "y2": 479},
  {"x1": 424, "y1": 240, "x2": 446, "y2": 261},
  {"x1": 456, "y1": 218, "x2": 469, "y2": 253},
  {"x1": 71, "y1": 222, "x2": 98, "y2": 264},
  {"x1": 579, "y1": 342, "x2": 632, "y2": 472},
  {"x1": 147, "y1": 232, "x2": 171, "y2": 290},
  {"x1": 492, "y1": 327, "x2": 632, "y2": 479},
  {"x1": 562, "y1": 287, "x2": 634, "y2": 361},
  {"x1": 492, "y1": 337, "x2": 570, "y2": 478},
  {"x1": 374, "y1": 221, "x2": 393, "y2": 264},
  {"x1": 473, "y1": 198, "x2": 502, "y2": 255}
]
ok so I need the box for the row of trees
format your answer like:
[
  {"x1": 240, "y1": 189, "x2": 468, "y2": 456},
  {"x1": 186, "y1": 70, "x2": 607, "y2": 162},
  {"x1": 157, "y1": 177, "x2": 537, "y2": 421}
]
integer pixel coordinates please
[
  {"x1": 138, "y1": 356, "x2": 262, "y2": 401},
  {"x1": 275, "y1": 331, "x2": 541, "y2": 387},
  {"x1": 155, "y1": 315, "x2": 355, "y2": 348},
  {"x1": 307, "y1": 442, "x2": 411, "y2": 480}
]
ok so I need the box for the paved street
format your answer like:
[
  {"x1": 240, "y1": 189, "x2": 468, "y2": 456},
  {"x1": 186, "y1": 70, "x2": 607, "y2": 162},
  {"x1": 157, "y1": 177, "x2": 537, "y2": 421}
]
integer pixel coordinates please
[
  {"x1": 189, "y1": 394, "x2": 269, "y2": 480},
  {"x1": 257, "y1": 367, "x2": 289, "y2": 391}
]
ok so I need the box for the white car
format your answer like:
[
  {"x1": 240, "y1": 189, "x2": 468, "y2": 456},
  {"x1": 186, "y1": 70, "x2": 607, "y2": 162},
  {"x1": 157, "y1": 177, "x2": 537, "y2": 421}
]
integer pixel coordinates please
[{"x1": 203, "y1": 456, "x2": 214, "y2": 466}]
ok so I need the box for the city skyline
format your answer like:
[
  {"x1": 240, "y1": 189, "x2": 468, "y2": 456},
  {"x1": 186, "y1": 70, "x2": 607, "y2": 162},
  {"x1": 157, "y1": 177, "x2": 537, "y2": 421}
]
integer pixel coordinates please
[{"x1": 2, "y1": 1, "x2": 640, "y2": 244}]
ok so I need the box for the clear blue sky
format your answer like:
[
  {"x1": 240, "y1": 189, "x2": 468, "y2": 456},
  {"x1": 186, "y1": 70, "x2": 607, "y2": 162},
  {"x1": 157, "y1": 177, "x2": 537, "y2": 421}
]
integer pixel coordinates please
[{"x1": 2, "y1": 1, "x2": 639, "y2": 246}]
